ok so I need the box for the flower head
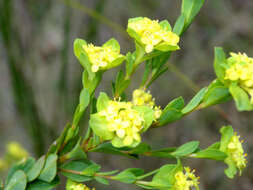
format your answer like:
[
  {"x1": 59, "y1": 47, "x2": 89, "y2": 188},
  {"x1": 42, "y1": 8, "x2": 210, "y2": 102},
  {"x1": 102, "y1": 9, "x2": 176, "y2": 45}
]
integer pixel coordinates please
[
  {"x1": 219, "y1": 126, "x2": 247, "y2": 178},
  {"x1": 226, "y1": 133, "x2": 247, "y2": 174},
  {"x1": 98, "y1": 100, "x2": 144, "y2": 147},
  {"x1": 132, "y1": 89, "x2": 162, "y2": 119},
  {"x1": 66, "y1": 180, "x2": 94, "y2": 190},
  {"x1": 224, "y1": 52, "x2": 253, "y2": 104},
  {"x1": 173, "y1": 167, "x2": 199, "y2": 190},
  {"x1": 82, "y1": 39, "x2": 124, "y2": 73},
  {"x1": 7, "y1": 142, "x2": 29, "y2": 160},
  {"x1": 127, "y1": 17, "x2": 180, "y2": 53}
]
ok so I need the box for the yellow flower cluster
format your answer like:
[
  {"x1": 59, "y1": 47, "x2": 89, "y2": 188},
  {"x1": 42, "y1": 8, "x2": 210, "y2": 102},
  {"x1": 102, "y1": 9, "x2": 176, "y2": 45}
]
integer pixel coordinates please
[
  {"x1": 132, "y1": 89, "x2": 162, "y2": 119},
  {"x1": 173, "y1": 167, "x2": 199, "y2": 190},
  {"x1": 7, "y1": 142, "x2": 29, "y2": 160},
  {"x1": 225, "y1": 52, "x2": 253, "y2": 103},
  {"x1": 98, "y1": 100, "x2": 144, "y2": 146},
  {"x1": 227, "y1": 133, "x2": 247, "y2": 174},
  {"x1": 83, "y1": 44, "x2": 122, "y2": 72},
  {"x1": 66, "y1": 180, "x2": 94, "y2": 190},
  {"x1": 128, "y1": 17, "x2": 180, "y2": 53}
]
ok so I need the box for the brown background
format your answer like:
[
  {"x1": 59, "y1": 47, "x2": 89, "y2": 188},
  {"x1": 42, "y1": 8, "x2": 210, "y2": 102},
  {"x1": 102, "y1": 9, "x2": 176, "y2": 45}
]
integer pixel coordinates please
[{"x1": 0, "y1": 0, "x2": 253, "y2": 189}]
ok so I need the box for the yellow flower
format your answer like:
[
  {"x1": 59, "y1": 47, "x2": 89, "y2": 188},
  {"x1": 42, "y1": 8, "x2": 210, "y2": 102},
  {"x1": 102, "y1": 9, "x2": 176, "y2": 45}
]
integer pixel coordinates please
[
  {"x1": 83, "y1": 43, "x2": 123, "y2": 73},
  {"x1": 98, "y1": 100, "x2": 144, "y2": 147},
  {"x1": 128, "y1": 17, "x2": 180, "y2": 53},
  {"x1": 7, "y1": 142, "x2": 29, "y2": 160},
  {"x1": 225, "y1": 52, "x2": 253, "y2": 104},
  {"x1": 173, "y1": 167, "x2": 199, "y2": 190},
  {"x1": 227, "y1": 133, "x2": 247, "y2": 174},
  {"x1": 132, "y1": 89, "x2": 162, "y2": 119},
  {"x1": 66, "y1": 180, "x2": 94, "y2": 190}
]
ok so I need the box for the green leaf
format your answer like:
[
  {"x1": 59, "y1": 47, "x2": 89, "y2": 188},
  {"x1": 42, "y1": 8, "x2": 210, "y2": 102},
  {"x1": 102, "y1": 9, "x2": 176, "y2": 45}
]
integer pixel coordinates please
[
  {"x1": 27, "y1": 155, "x2": 46, "y2": 182},
  {"x1": 82, "y1": 70, "x2": 102, "y2": 95},
  {"x1": 90, "y1": 143, "x2": 135, "y2": 158},
  {"x1": 5, "y1": 170, "x2": 27, "y2": 190},
  {"x1": 224, "y1": 157, "x2": 237, "y2": 179},
  {"x1": 80, "y1": 53, "x2": 95, "y2": 80},
  {"x1": 148, "y1": 151, "x2": 175, "y2": 159},
  {"x1": 60, "y1": 160, "x2": 93, "y2": 182},
  {"x1": 79, "y1": 88, "x2": 90, "y2": 112},
  {"x1": 74, "y1": 39, "x2": 96, "y2": 80},
  {"x1": 229, "y1": 83, "x2": 252, "y2": 111},
  {"x1": 126, "y1": 168, "x2": 145, "y2": 177},
  {"x1": 133, "y1": 106, "x2": 154, "y2": 132},
  {"x1": 127, "y1": 17, "x2": 143, "y2": 42},
  {"x1": 64, "y1": 126, "x2": 80, "y2": 144},
  {"x1": 159, "y1": 107, "x2": 183, "y2": 126},
  {"x1": 208, "y1": 142, "x2": 220, "y2": 149},
  {"x1": 219, "y1": 126, "x2": 233, "y2": 152},
  {"x1": 38, "y1": 154, "x2": 58, "y2": 183},
  {"x1": 154, "y1": 42, "x2": 179, "y2": 52},
  {"x1": 60, "y1": 135, "x2": 80, "y2": 156},
  {"x1": 182, "y1": 0, "x2": 205, "y2": 30},
  {"x1": 111, "y1": 169, "x2": 137, "y2": 184},
  {"x1": 6, "y1": 158, "x2": 35, "y2": 185},
  {"x1": 164, "y1": 96, "x2": 185, "y2": 111},
  {"x1": 172, "y1": 141, "x2": 199, "y2": 157},
  {"x1": 202, "y1": 80, "x2": 231, "y2": 107},
  {"x1": 159, "y1": 20, "x2": 172, "y2": 31},
  {"x1": 48, "y1": 123, "x2": 71, "y2": 154},
  {"x1": 153, "y1": 162, "x2": 182, "y2": 185},
  {"x1": 141, "y1": 180, "x2": 172, "y2": 190},
  {"x1": 26, "y1": 176, "x2": 60, "y2": 190},
  {"x1": 173, "y1": 14, "x2": 186, "y2": 36},
  {"x1": 96, "y1": 92, "x2": 110, "y2": 112},
  {"x1": 182, "y1": 87, "x2": 207, "y2": 114},
  {"x1": 81, "y1": 163, "x2": 101, "y2": 176},
  {"x1": 103, "y1": 38, "x2": 120, "y2": 52},
  {"x1": 126, "y1": 52, "x2": 135, "y2": 76},
  {"x1": 89, "y1": 114, "x2": 114, "y2": 140},
  {"x1": 114, "y1": 70, "x2": 130, "y2": 97},
  {"x1": 97, "y1": 170, "x2": 119, "y2": 176},
  {"x1": 107, "y1": 55, "x2": 125, "y2": 69},
  {"x1": 74, "y1": 39, "x2": 87, "y2": 58},
  {"x1": 194, "y1": 149, "x2": 227, "y2": 161},
  {"x1": 130, "y1": 143, "x2": 151, "y2": 154},
  {"x1": 214, "y1": 47, "x2": 227, "y2": 83},
  {"x1": 95, "y1": 176, "x2": 109, "y2": 185},
  {"x1": 65, "y1": 138, "x2": 87, "y2": 160},
  {"x1": 158, "y1": 97, "x2": 184, "y2": 126}
]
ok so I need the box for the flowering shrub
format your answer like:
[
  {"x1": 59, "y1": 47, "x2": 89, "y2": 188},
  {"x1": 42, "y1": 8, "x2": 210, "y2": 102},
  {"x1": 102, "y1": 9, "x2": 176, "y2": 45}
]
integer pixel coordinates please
[{"x1": 2, "y1": 0, "x2": 251, "y2": 190}]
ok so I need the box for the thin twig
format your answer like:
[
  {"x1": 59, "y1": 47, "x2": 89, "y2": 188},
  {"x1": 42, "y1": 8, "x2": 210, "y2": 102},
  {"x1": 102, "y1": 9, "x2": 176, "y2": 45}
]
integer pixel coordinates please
[{"x1": 58, "y1": 0, "x2": 128, "y2": 38}]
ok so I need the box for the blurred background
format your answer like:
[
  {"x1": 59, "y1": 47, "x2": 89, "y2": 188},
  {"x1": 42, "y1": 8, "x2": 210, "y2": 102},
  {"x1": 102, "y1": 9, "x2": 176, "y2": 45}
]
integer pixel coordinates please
[{"x1": 0, "y1": 0, "x2": 253, "y2": 189}]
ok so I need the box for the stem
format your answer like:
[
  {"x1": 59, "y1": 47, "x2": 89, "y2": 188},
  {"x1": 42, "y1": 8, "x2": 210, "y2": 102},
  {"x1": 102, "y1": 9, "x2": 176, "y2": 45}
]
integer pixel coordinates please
[
  {"x1": 167, "y1": 62, "x2": 233, "y2": 124},
  {"x1": 58, "y1": 0, "x2": 128, "y2": 39}
]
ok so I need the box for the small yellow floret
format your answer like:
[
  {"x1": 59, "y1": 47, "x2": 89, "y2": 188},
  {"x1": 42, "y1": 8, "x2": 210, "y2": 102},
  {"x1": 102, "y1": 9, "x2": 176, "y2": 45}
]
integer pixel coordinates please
[
  {"x1": 83, "y1": 44, "x2": 122, "y2": 72},
  {"x1": 173, "y1": 167, "x2": 199, "y2": 190},
  {"x1": 132, "y1": 89, "x2": 162, "y2": 120},
  {"x1": 99, "y1": 101, "x2": 144, "y2": 146},
  {"x1": 225, "y1": 52, "x2": 253, "y2": 104},
  {"x1": 227, "y1": 133, "x2": 247, "y2": 174},
  {"x1": 7, "y1": 142, "x2": 29, "y2": 160},
  {"x1": 67, "y1": 180, "x2": 94, "y2": 190},
  {"x1": 128, "y1": 17, "x2": 179, "y2": 53}
]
